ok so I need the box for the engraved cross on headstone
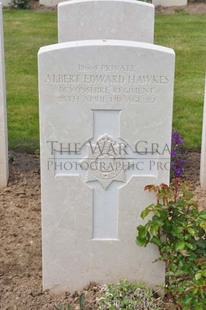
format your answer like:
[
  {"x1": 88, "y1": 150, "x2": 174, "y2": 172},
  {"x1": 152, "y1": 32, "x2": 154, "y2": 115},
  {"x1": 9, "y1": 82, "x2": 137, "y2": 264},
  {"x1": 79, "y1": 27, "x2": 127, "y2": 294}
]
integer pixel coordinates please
[{"x1": 52, "y1": 109, "x2": 158, "y2": 240}]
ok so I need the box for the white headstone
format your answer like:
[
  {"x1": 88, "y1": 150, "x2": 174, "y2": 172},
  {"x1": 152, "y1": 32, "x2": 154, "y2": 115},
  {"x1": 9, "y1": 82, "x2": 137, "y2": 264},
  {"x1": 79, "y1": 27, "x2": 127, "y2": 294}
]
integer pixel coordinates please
[
  {"x1": 39, "y1": 0, "x2": 61, "y2": 6},
  {"x1": 39, "y1": 40, "x2": 175, "y2": 292},
  {"x1": 200, "y1": 78, "x2": 206, "y2": 189},
  {"x1": 0, "y1": 0, "x2": 10, "y2": 7},
  {"x1": 58, "y1": 0, "x2": 154, "y2": 43},
  {"x1": 152, "y1": 0, "x2": 187, "y2": 7},
  {"x1": 0, "y1": 3, "x2": 8, "y2": 188}
]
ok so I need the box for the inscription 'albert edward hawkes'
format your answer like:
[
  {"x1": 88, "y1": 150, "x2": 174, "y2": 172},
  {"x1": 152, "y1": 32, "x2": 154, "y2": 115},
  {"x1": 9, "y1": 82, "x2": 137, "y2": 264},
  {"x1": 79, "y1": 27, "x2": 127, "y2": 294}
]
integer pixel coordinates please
[{"x1": 45, "y1": 74, "x2": 169, "y2": 85}]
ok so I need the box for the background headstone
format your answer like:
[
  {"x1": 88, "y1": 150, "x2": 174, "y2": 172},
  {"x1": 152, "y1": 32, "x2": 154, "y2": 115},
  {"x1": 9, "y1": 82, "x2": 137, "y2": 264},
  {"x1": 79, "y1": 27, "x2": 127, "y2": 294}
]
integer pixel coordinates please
[
  {"x1": 0, "y1": 0, "x2": 10, "y2": 6},
  {"x1": 39, "y1": 40, "x2": 175, "y2": 292},
  {"x1": 39, "y1": 0, "x2": 62, "y2": 6},
  {"x1": 58, "y1": 0, "x2": 154, "y2": 43},
  {"x1": 200, "y1": 77, "x2": 206, "y2": 189},
  {"x1": 152, "y1": 0, "x2": 187, "y2": 7},
  {"x1": 0, "y1": 3, "x2": 8, "y2": 188}
]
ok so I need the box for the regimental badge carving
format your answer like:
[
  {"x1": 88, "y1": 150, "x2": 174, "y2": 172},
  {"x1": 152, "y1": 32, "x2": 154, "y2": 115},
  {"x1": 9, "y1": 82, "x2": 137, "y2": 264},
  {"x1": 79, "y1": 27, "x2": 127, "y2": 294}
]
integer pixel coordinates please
[{"x1": 82, "y1": 134, "x2": 126, "y2": 190}]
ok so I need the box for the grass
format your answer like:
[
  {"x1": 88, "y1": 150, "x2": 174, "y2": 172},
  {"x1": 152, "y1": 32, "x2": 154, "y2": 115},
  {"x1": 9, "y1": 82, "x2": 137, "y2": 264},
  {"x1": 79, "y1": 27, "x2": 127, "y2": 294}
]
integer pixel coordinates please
[
  {"x1": 3, "y1": 10, "x2": 206, "y2": 151},
  {"x1": 155, "y1": 12, "x2": 206, "y2": 149},
  {"x1": 3, "y1": 10, "x2": 57, "y2": 150}
]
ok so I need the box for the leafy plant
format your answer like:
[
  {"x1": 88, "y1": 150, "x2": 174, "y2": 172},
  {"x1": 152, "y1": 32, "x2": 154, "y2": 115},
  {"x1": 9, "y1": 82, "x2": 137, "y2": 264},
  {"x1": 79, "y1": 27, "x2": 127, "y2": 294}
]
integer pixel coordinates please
[
  {"x1": 79, "y1": 293, "x2": 85, "y2": 310},
  {"x1": 97, "y1": 279, "x2": 164, "y2": 309},
  {"x1": 188, "y1": 0, "x2": 206, "y2": 3},
  {"x1": 9, "y1": 0, "x2": 30, "y2": 9},
  {"x1": 136, "y1": 179, "x2": 206, "y2": 309}
]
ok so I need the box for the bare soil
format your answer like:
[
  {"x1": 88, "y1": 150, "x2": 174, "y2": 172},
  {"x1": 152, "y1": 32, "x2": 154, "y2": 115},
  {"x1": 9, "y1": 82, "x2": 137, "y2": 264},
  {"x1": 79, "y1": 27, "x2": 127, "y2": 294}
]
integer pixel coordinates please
[
  {"x1": 155, "y1": 3, "x2": 206, "y2": 14},
  {"x1": 0, "y1": 151, "x2": 205, "y2": 309},
  {"x1": 0, "y1": 152, "x2": 99, "y2": 310}
]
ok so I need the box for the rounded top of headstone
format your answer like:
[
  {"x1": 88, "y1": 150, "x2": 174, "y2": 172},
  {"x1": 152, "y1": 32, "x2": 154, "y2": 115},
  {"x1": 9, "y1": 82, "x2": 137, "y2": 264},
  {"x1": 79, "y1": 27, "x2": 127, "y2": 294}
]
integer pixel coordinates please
[{"x1": 58, "y1": 0, "x2": 155, "y2": 43}]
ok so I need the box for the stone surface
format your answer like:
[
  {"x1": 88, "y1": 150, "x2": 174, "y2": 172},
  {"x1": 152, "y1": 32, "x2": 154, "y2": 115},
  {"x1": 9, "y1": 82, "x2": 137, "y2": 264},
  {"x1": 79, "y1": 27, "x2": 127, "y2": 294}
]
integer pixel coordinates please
[
  {"x1": 38, "y1": 40, "x2": 175, "y2": 292},
  {"x1": 152, "y1": 0, "x2": 187, "y2": 7},
  {"x1": 39, "y1": 0, "x2": 60, "y2": 7},
  {"x1": 58, "y1": 0, "x2": 154, "y2": 43},
  {"x1": 0, "y1": 0, "x2": 10, "y2": 6},
  {"x1": 200, "y1": 77, "x2": 206, "y2": 189},
  {"x1": 0, "y1": 3, "x2": 8, "y2": 188}
]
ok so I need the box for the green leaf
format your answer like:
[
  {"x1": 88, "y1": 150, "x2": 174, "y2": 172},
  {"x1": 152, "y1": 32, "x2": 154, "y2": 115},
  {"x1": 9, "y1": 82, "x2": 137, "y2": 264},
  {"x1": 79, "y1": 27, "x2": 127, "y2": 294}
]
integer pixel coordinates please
[
  {"x1": 188, "y1": 227, "x2": 195, "y2": 236},
  {"x1": 193, "y1": 287, "x2": 199, "y2": 295},
  {"x1": 182, "y1": 295, "x2": 193, "y2": 305},
  {"x1": 141, "y1": 208, "x2": 151, "y2": 220},
  {"x1": 150, "y1": 236, "x2": 162, "y2": 247},
  {"x1": 195, "y1": 272, "x2": 202, "y2": 281},
  {"x1": 136, "y1": 225, "x2": 146, "y2": 238},
  {"x1": 184, "y1": 191, "x2": 193, "y2": 199},
  {"x1": 174, "y1": 241, "x2": 185, "y2": 251},
  {"x1": 200, "y1": 221, "x2": 206, "y2": 230},
  {"x1": 170, "y1": 263, "x2": 177, "y2": 272},
  {"x1": 185, "y1": 242, "x2": 196, "y2": 250},
  {"x1": 166, "y1": 271, "x2": 175, "y2": 277},
  {"x1": 136, "y1": 237, "x2": 147, "y2": 247},
  {"x1": 202, "y1": 270, "x2": 206, "y2": 277},
  {"x1": 196, "y1": 239, "x2": 206, "y2": 249},
  {"x1": 150, "y1": 223, "x2": 159, "y2": 236},
  {"x1": 199, "y1": 212, "x2": 206, "y2": 220}
]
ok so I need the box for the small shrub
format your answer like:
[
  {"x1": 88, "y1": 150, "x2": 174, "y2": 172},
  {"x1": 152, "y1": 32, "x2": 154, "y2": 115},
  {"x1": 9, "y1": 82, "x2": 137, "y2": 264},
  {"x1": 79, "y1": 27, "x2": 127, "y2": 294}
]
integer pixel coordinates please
[
  {"x1": 136, "y1": 179, "x2": 206, "y2": 309},
  {"x1": 97, "y1": 279, "x2": 164, "y2": 309},
  {"x1": 189, "y1": 0, "x2": 206, "y2": 3},
  {"x1": 9, "y1": 0, "x2": 30, "y2": 9}
]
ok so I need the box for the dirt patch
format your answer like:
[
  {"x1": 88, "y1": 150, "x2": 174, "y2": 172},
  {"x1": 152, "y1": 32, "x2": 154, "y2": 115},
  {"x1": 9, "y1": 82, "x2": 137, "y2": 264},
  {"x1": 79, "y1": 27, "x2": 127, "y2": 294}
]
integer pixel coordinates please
[
  {"x1": 156, "y1": 3, "x2": 206, "y2": 14},
  {"x1": 0, "y1": 153, "x2": 99, "y2": 309},
  {"x1": 0, "y1": 151, "x2": 204, "y2": 309},
  {"x1": 184, "y1": 151, "x2": 206, "y2": 210},
  {"x1": 29, "y1": 0, "x2": 56, "y2": 11}
]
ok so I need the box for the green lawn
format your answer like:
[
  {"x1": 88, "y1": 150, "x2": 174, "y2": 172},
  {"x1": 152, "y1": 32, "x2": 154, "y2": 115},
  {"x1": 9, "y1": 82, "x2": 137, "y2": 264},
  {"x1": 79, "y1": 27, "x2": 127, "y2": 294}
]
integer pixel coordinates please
[
  {"x1": 3, "y1": 10, "x2": 206, "y2": 151},
  {"x1": 155, "y1": 12, "x2": 206, "y2": 149},
  {"x1": 4, "y1": 10, "x2": 57, "y2": 151}
]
